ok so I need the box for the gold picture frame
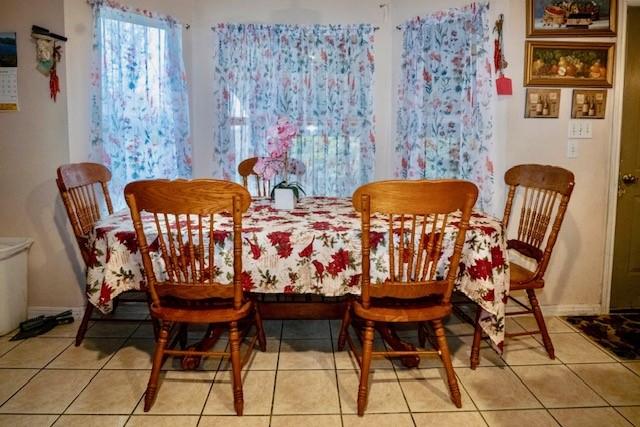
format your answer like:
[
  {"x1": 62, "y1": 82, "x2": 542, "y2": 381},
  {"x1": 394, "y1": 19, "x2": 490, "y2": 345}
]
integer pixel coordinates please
[
  {"x1": 571, "y1": 89, "x2": 607, "y2": 119},
  {"x1": 526, "y1": 0, "x2": 617, "y2": 37},
  {"x1": 524, "y1": 41, "x2": 615, "y2": 88},
  {"x1": 525, "y1": 89, "x2": 561, "y2": 118}
]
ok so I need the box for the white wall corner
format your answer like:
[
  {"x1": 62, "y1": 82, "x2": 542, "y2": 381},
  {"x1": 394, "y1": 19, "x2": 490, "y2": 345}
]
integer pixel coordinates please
[{"x1": 539, "y1": 304, "x2": 603, "y2": 317}]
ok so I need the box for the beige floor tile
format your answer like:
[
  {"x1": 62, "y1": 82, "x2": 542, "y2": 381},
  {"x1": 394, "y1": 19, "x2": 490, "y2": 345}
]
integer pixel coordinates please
[
  {"x1": 411, "y1": 335, "x2": 504, "y2": 369},
  {"x1": 220, "y1": 338, "x2": 278, "y2": 371},
  {"x1": 481, "y1": 409, "x2": 559, "y2": 427},
  {"x1": 126, "y1": 415, "x2": 199, "y2": 426},
  {"x1": 86, "y1": 322, "x2": 140, "y2": 338},
  {"x1": 1, "y1": 369, "x2": 96, "y2": 414},
  {"x1": 54, "y1": 414, "x2": 128, "y2": 427},
  {"x1": 397, "y1": 368, "x2": 475, "y2": 412},
  {"x1": 279, "y1": 339, "x2": 335, "y2": 370},
  {"x1": 0, "y1": 332, "x2": 21, "y2": 356},
  {"x1": 514, "y1": 316, "x2": 575, "y2": 333},
  {"x1": 569, "y1": 363, "x2": 640, "y2": 405},
  {"x1": 549, "y1": 407, "x2": 633, "y2": 427},
  {"x1": 501, "y1": 336, "x2": 560, "y2": 366},
  {"x1": 413, "y1": 411, "x2": 487, "y2": 427},
  {"x1": 512, "y1": 365, "x2": 606, "y2": 408},
  {"x1": 39, "y1": 321, "x2": 93, "y2": 338},
  {"x1": 270, "y1": 415, "x2": 342, "y2": 427},
  {"x1": 0, "y1": 414, "x2": 58, "y2": 427},
  {"x1": 282, "y1": 320, "x2": 331, "y2": 339},
  {"x1": 342, "y1": 413, "x2": 414, "y2": 427},
  {"x1": 616, "y1": 406, "x2": 640, "y2": 426},
  {"x1": 262, "y1": 320, "x2": 283, "y2": 339},
  {"x1": 103, "y1": 339, "x2": 154, "y2": 370},
  {"x1": 624, "y1": 362, "x2": 640, "y2": 376},
  {"x1": 66, "y1": 370, "x2": 149, "y2": 414},
  {"x1": 131, "y1": 323, "x2": 155, "y2": 338},
  {"x1": 456, "y1": 367, "x2": 541, "y2": 410},
  {"x1": 49, "y1": 338, "x2": 125, "y2": 369},
  {"x1": 0, "y1": 368, "x2": 38, "y2": 405},
  {"x1": 338, "y1": 369, "x2": 409, "y2": 414},
  {"x1": 198, "y1": 415, "x2": 270, "y2": 427},
  {"x1": 0, "y1": 338, "x2": 71, "y2": 368},
  {"x1": 540, "y1": 333, "x2": 615, "y2": 364},
  {"x1": 203, "y1": 370, "x2": 275, "y2": 415},
  {"x1": 272, "y1": 370, "x2": 339, "y2": 414},
  {"x1": 334, "y1": 337, "x2": 394, "y2": 370},
  {"x1": 133, "y1": 371, "x2": 213, "y2": 414}
]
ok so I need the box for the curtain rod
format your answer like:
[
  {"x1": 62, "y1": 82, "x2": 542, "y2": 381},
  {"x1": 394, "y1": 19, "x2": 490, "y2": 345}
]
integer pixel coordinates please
[{"x1": 209, "y1": 25, "x2": 381, "y2": 31}]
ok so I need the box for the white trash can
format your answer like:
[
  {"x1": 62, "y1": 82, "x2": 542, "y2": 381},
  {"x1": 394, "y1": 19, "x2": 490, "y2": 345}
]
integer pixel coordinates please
[{"x1": 0, "y1": 238, "x2": 33, "y2": 336}]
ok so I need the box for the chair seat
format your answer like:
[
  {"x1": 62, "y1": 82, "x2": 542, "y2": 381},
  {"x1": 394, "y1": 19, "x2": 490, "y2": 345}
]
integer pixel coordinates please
[
  {"x1": 509, "y1": 262, "x2": 544, "y2": 290},
  {"x1": 150, "y1": 300, "x2": 253, "y2": 323},
  {"x1": 353, "y1": 299, "x2": 452, "y2": 323}
]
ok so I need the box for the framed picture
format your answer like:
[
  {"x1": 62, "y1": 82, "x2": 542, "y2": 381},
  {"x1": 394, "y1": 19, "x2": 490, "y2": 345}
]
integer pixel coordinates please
[
  {"x1": 526, "y1": 0, "x2": 617, "y2": 37},
  {"x1": 525, "y1": 89, "x2": 561, "y2": 118},
  {"x1": 571, "y1": 89, "x2": 607, "y2": 118},
  {"x1": 524, "y1": 41, "x2": 615, "y2": 87}
]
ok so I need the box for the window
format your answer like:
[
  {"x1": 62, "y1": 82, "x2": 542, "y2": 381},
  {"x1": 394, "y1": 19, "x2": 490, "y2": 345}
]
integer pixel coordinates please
[
  {"x1": 213, "y1": 24, "x2": 375, "y2": 197},
  {"x1": 89, "y1": 2, "x2": 191, "y2": 209}
]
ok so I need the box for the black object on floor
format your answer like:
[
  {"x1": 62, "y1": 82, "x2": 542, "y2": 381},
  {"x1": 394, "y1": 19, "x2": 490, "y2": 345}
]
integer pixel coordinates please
[
  {"x1": 564, "y1": 314, "x2": 640, "y2": 360},
  {"x1": 10, "y1": 310, "x2": 75, "y2": 341}
]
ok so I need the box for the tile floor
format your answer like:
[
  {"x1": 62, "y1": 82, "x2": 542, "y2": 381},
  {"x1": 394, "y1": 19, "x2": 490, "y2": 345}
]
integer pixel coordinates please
[{"x1": 0, "y1": 314, "x2": 638, "y2": 427}]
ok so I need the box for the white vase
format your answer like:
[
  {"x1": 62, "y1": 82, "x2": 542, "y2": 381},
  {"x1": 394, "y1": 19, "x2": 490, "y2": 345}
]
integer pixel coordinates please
[{"x1": 274, "y1": 188, "x2": 296, "y2": 210}]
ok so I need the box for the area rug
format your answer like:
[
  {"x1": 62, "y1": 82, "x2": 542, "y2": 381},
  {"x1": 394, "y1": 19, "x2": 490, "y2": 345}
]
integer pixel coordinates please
[{"x1": 564, "y1": 314, "x2": 640, "y2": 360}]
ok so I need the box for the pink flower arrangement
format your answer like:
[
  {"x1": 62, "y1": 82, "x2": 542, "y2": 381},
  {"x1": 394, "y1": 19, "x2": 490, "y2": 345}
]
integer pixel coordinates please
[{"x1": 254, "y1": 117, "x2": 300, "y2": 180}]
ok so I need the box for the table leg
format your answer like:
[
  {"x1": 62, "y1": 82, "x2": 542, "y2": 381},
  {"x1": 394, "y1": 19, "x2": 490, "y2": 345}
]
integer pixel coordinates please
[{"x1": 376, "y1": 324, "x2": 420, "y2": 368}]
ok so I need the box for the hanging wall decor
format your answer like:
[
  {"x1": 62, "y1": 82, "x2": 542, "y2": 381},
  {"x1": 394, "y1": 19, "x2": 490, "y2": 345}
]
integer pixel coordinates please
[
  {"x1": 494, "y1": 14, "x2": 512, "y2": 95},
  {"x1": 524, "y1": 88, "x2": 561, "y2": 118},
  {"x1": 526, "y1": 0, "x2": 617, "y2": 37},
  {"x1": 31, "y1": 25, "x2": 67, "y2": 101},
  {"x1": 571, "y1": 89, "x2": 607, "y2": 118}
]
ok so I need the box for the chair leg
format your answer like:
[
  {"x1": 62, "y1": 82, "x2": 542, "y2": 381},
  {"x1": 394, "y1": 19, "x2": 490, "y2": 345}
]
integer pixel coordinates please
[
  {"x1": 357, "y1": 320, "x2": 375, "y2": 416},
  {"x1": 75, "y1": 303, "x2": 94, "y2": 347},
  {"x1": 254, "y1": 305, "x2": 267, "y2": 352},
  {"x1": 144, "y1": 321, "x2": 169, "y2": 412},
  {"x1": 229, "y1": 321, "x2": 244, "y2": 416},
  {"x1": 337, "y1": 300, "x2": 352, "y2": 351},
  {"x1": 527, "y1": 289, "x2": 555, "y2": 359},
  {"x1": 178, "y1": 323, "x2": 188, "y2": 350},
  {"x1": 433, "y1": 319, "x2": 462, "y2": 408},
  {"x1": 470, "y1": 307, "x2": 483, "y2": 370},
  {"x1": 418, "y1": 322, "x2": 427, "y2": 348}
]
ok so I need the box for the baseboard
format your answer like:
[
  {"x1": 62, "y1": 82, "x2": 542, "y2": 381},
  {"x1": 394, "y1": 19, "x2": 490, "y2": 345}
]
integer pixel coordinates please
[
  {"x1": 27, "y1": 306, "x2": 85, "y2": 320},
  {"x1": 537, "y1": 304, "x2": 603, "y2": 317}
]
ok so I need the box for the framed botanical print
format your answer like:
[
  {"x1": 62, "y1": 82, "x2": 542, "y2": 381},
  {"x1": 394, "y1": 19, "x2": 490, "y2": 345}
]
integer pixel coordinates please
[
  {"x1": 525, "y1": 89, "x2": 561, "y2": 118},
  {"x1": 524, "y1": 41, "x2": 615, "y2": 87},
  {"x1": 527, "y1": 0, "x2": 617, "y2": 37},
  {"x1": 571, "y1": 89, "x2": 607, "y2": 118}
]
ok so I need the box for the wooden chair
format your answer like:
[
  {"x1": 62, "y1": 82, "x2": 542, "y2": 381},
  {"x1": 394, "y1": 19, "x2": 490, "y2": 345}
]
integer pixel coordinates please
[
  {"x1": 470, "y1": 164, "x2": 575, "y2": 369},
  {"x1": 238, "y1": 157, "x2": 270, "y2": 197},
  {"x1": 124, "y1": 179, "x2": 267, "y2": 414},
  {"x1": 57, "y1": 163, "x2": 145, "y2": 346},
  {"x1": 337, "y1": 180, "x2": 478, "y2": 416}
]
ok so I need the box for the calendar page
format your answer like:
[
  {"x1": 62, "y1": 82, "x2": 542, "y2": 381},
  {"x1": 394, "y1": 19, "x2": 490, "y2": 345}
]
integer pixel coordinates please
[{"x1": 0, "y1": 32, "x2": 18, "y2": 111}]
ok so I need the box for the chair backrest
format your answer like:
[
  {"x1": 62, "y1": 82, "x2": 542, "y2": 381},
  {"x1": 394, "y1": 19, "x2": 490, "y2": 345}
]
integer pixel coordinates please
[
  {"x1": 503, "y1": 164, "x2": 575, "y2": 279},
  {"x1": 56, "y1": 162, "x2": 114, "y2": 264},
  {"x1": 238, "y1": 157, "x2": 270, "y2": 197},
  {"x1": 124, "y1": 179, "x2": 251, "y2": 309},
  {"x1": 353, "y1": 180, "x2": 478, "y2": 308}
]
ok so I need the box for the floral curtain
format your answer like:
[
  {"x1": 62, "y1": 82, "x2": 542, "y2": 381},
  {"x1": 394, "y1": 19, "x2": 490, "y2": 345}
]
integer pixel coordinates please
[
  {"x1": 395, "y1": 3, "x2": 495, "y2": 210},
  {"x1": 89, "y1": 0, "x2": 191, "y2": 210},
  {"x1": 213, "y1": 24, "x2": 375, "y2": 197}
]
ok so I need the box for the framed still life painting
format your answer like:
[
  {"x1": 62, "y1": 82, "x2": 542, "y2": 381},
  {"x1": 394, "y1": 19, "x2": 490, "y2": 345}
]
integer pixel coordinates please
[
  {"x1": 527, "y1": 0, "x2": 617, "y2": 37},
  {"x1": 524, "y1": 41, "x2": 615, "y2": 87}
]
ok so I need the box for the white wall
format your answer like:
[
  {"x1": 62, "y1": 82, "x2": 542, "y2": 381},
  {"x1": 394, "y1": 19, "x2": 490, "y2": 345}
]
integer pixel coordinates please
[{"x1": 3, "y1": 0, "x2": 620, "y2": 313}]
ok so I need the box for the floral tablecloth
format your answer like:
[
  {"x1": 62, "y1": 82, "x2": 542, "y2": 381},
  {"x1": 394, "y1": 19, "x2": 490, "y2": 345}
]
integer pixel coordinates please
[{"x1": 86, "y1": 197, "x2": 509, "y2": 350}]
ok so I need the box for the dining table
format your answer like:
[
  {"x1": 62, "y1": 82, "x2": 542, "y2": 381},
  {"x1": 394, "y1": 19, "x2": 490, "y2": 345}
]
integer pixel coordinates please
[{"x1": 85, "y1": 196, "x2": 510, "y2": 354}]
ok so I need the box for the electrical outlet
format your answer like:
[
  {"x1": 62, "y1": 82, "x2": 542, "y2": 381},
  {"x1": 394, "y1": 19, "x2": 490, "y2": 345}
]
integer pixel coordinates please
[
  {"x1": 567, "y1": 139, "x2": 579, "y2": 159},
  {"x1": 568, "y1": 120, "x2": 593, "y2": 139}
]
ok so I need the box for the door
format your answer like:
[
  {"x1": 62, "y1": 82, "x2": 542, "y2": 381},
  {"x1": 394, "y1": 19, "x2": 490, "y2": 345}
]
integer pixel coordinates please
[{"x1": 611, "y1": 7, "x2": 640, "y2": 310}]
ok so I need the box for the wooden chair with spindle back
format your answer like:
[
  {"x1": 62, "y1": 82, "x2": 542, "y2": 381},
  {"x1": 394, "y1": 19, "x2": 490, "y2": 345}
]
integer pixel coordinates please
[
  {"x1": 57, "y1": 162, "x2": 145, "y2": 346},
  {"x1": 337, "y1": 180, "x2": 478, "y2": 416},
  {"x1": 124, "y1": 179, "x2": 267, "y2": 414},
  {"x1": 470, "y1": 164, "x2": 575, "y2": 369},
  {"x1": 238, "y1": 157, "x2": 270, "y2": 197}
]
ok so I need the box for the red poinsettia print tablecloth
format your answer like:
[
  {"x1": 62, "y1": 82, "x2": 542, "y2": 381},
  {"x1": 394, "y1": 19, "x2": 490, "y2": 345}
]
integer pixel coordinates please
[{"x1": 86, "y1": 197, "x2": 510, "y2": 349}]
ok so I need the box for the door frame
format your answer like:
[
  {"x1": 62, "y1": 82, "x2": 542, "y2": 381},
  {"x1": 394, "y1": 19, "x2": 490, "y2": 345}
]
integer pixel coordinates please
[{"x1": 602, "y1": 0, "x2": 633, "y2": 312}]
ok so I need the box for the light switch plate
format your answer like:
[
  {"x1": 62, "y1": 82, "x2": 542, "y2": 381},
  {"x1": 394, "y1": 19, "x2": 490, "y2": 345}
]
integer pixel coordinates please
[
  {"x1": 568, "y1": 120, "x2": 593, "y2": 139},
  {"x1": 567, "y1": 139, "x2": 579, "y2": 159}
]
